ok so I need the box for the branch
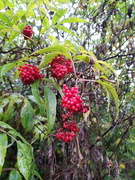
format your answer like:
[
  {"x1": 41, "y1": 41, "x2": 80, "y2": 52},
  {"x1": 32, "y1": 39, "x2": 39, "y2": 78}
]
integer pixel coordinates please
[{"x1": 101, "y1": 53, "x2": 135, "y2": 61}]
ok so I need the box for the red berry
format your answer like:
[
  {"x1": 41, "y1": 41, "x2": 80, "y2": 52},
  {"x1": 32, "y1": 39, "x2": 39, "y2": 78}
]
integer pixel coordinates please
[
  {"x1": 22, "y1": 25, "x2": 33, "y2": 40},
  {"x1": 18, "y1": 64, "x2": 44, "y2": 84},
  {"x1": 49, "y1": 55, "x2": 73, "y2": 79}
]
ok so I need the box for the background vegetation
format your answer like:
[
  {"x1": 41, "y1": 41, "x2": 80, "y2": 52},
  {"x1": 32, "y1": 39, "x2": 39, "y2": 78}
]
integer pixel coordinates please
[{"x1": 0, "y1": 0, "x2": 135, "y2": 179}]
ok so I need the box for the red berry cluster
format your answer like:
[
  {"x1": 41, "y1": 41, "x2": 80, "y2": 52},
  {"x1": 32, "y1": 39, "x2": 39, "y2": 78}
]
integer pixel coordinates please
[
  {"x1": 22, "y1": 25, "x2": 33, "y2": 40},
  {"x1": 62, "y1": 84, "x2": 89, "y2": 113},
  {"x1": 63, "y1": 121, "x2": 79, "y2": 132},
  {"x1": 56, "y1": 120, "x2": 79, "y2": 142},
  {"x1": 49, "y1": 55, "x2": 73, "y2": 80},
  {"x1": 56, "y1": 129, "x2": 76, "y2": 143},
  {"x1": 18, "y1": 64, "x2": 44, "y2": 84}
]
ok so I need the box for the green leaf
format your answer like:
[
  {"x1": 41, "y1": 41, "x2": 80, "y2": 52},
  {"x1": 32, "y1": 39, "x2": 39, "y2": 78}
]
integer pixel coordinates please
[
  {"x1": 43, "y1": 0, "x2": 50, "y2": 7},
  {"x1": 58, "y1": 17, "x2": 89, "y2": 24},
  {"x1": 75, "y1": 55, "x2": 89, "y2": 63},
  {"x1": 97, "y1": 80, "x2": 119, "y2": 120},
  {"x1": 17, "y1": 45, "x2": 70, "y2": 62},
  {"x1": 17, "y1": 141, "x2": 33, "y2": 180},
  {"x1": 33, "y1": 170, "x2": 43, "y2": 180},
  {"x1": 9, "y1": 31, "x2": 19, "y2": 42},
  {"x1": 9, "y1": 169, "x2": 22, "y2": 180},
  {"x1": 0, "y1": 63, "x2": 16, "y2": 79},
  {"x1": 3, "y1": 97, "x2": 20, "y2": 122},
  {"x1": 0, "y1": 1, "x2": 4, "y2": 10},
  {"x1": 0, "y1": 133, "x2": 7, "y2": 174},
  {"x1": 52, "y1": 9, "x2": 67, "y2": 25},
  {"x1": 97, "y1": 60, "x2": 119, "y2": 85},
  {"x1": 39, "y1": 52, "x2": 72, "y2": 69},
  {"x1": 43, "y1": 78, "x2": 63, "y2": 97},
  {"x1": 94, "y1": 61, "x2": 108, "y2": 75},
  {"x1": 32, "y1": 81, "x2": 46, "y2": 116},
  {"x1": 0, "y1": 12, "x2": 12, "y2": 26},
  {"x1": 44, "y1": 87, "x2": 57, "y2": 133},
  {"x1": 53, "y1": 25, "x2": 75, "y2": 35},
  {"x1": 21, "y1": 99, "x2": 34, "y2": 131},
  {"x1": 42, "y1": 16, "x2": 50, "y2": 32}
]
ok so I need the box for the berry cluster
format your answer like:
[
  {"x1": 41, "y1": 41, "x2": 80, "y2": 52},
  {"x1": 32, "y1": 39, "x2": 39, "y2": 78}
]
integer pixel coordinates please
[
  {"x1": 62, "y1": 84, "x2": 89, "y2": 113},
  {"x1": 22, "y1": 25, "x2": 33, "y2": 40},
  {"x1": 18, "y1": 64, "x2": 44, "y2": 84},
  {"x1": 49, "y1": 55, "x2": 73, "y2": 80},
  {"x1": 63, "y1": 121, "x2": 79, "y2": 132},
  {"x1": 56, "y1": 129, "x2": 76, "y2": 143}
]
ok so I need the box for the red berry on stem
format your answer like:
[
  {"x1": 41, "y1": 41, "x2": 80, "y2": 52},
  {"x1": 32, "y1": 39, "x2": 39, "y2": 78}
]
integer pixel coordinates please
[
  {"x1": 22, "y1": 25, "x2": 33, "y2": 40},
  {"x1": 18, "y1": 64, "x2": 44, "y2": 85}
]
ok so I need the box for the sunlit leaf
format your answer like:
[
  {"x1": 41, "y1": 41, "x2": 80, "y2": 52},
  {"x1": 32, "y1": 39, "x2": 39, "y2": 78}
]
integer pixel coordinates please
[
  {"x1": 53, "y1": 25, "x2": 75, "y2": 35},
  {"x1": 58, "y1": 17, "x2": 89, "y2": 24},
  {"x1": 52, "y1": 9, "x2": 67, "y2": 25}
]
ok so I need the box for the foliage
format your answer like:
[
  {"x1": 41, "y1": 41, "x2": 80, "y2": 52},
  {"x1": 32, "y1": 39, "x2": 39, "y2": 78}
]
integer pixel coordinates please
[{"x1": 0, "y1": 0, "x2": 135, "y2": 179}]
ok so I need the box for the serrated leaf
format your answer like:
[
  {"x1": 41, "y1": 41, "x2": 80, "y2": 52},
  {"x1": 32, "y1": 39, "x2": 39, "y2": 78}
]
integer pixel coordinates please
[
  {"x1": 44, "y1": 87, "x2": 57, "y2": 133},
  {"x1": 52, "y1": 9, "x2": 67, "y2": 25},
  {"x1": 0, "y1": 133, "x2": 7, "y2": 174},
  {"x1": 21, "y1": 99, "x2": 34, "y2": 131},
  {"x1": 32, "y1": 81, "x2": 46, "y2": 116},
  {"x1": 17, "y1": 141, "x2": 33, "y2": 180},
  {"x1": 0, "y1": 12, "x2": 12, "y2": 26},
  {"x1": 53, "y1": 25, "x2": 75, "y2": 35},
  {"x1": 58, "y1": 17, "x2": 89, "y2": 24},
  {"x1": 9, "y1": 169, "x2": 22, "y2": 180}
]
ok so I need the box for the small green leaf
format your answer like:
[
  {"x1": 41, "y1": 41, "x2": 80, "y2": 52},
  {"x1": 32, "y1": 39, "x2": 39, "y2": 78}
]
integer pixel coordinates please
[
  {"x1": 9, "y1": 31, "x2": 19, "y2": 42},
  {"x1": 21, "y1": 99, "x2": 34, "y2": 131},
  {"x1": 9, "y1": 169, "x2": 22, "y2": 180},
  {"x1": 32, "y1": 81, "x2": 46, "y2": 116},
  {"x1": 0, "y1": 12, "x2": 12, "y2": 26},
  {"x1": 58, "y1": 17, "x2": 89, "y2": 24},
  {"x1": 44, "y1": 87, "x2": 57, "y2": 133},
  {"x1": 52, "y1": 9, "x2": 67, "y2": 25},
  {"x1": 0, "y1": 133, "x2": 7, "y2": 174},
  {"x1": 53, "y1": 25, "x2": 75, "y2": 35},
  {"x1": 17, "y1": 141, "x2": 33, "y2": 180}
]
